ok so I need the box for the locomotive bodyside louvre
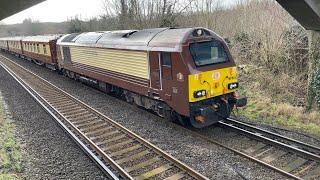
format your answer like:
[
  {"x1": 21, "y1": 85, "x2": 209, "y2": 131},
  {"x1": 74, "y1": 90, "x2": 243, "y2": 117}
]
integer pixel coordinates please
[
  {"x1": 57, "y1": 44, "x2": 151, "y2": 96},
  {"x1": 69, "y1": 46, "x2": 149, "y2": 79}
]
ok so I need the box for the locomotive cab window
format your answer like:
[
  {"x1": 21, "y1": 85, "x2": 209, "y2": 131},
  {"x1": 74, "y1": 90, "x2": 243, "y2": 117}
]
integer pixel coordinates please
[
  {"x1": 161, "y1": 52, "x2": 172, "y2": 79},
  {"x1": 190, "y1": 40, "x2": 228, "y2": 66}
]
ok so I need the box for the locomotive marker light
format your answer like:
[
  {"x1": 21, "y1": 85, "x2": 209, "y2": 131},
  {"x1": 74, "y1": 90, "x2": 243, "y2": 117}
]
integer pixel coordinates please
[
  {"x1": 194, "y1": 90, "x2": 207, "y2": 98},
  {"x1": 228, "y1": 82, "x2": 239, "y2": 90}
]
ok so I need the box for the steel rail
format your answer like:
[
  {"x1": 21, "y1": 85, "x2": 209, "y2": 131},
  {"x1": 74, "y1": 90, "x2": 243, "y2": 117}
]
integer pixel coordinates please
[
  {"x1": 219, "y1": 119, "x2": 320, "y2": 162},
  {"x1": 0, "y1": 54, "x2": 208, "y2": 180},
  {"x1": 178, "y1": 126, "x2": 303, "y2": 180},
  {"x1": 226, "y1": 117, "x2": 320, "y2": 153}
]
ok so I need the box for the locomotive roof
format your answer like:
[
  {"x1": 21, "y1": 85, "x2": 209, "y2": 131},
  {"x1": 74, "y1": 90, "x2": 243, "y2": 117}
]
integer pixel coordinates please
[
  {"x1": 57, "y1": 27, "x2": 223, "y2": 52},
  {"x1": 22, "y1": 34, "x2": 62, "y2": 43}
]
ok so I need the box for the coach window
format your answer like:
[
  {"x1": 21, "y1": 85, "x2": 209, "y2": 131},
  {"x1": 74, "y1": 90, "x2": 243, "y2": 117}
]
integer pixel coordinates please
[
  {"x1": 43, "y1": 44, "x2": 47, "y2": 54},
  {"x1": 37, "y1": 44, "x2": 40, "y2": 53},
  {"x1": 161, "y1": 52, "x2": 172, "y2": 80}
]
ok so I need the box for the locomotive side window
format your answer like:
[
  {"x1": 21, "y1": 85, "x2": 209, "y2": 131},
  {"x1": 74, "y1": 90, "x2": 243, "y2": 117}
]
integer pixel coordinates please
[
  {"x1": 161, "y1": 52, "x2": 171, "y2": 67},
  {"x1": 190, "y1": 40, "x2": 228, "y2": 66},
  {"x1": 161, "y1": 52, "x2": 172, "y2": 80}
]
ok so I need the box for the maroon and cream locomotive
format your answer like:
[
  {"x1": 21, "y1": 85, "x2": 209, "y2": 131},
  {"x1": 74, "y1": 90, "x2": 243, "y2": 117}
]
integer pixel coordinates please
[{"x1": 0, "y1": 27, "x2": 246, "y2": 128}]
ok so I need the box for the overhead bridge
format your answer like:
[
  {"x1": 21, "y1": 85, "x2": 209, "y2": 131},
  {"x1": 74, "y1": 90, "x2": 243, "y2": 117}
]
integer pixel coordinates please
[
  {"x1": 276, "y1": 0, "x2": 320, "y2": 30},
  {"x1": 0, "y1": 0, "x2": 45, "y2": 21}
]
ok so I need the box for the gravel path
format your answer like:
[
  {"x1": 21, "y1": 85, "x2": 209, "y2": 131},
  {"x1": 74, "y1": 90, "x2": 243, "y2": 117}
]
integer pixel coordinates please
[
  {"x1": 0, "y1": 61, "x2": 107, "y2": 179},
  {"x1": 0, "y1": 53, "x2": 295, "y2": 179}
]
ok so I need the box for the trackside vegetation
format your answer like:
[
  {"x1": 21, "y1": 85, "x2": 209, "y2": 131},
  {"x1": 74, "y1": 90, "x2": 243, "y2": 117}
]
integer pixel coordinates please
[
  {"x1": 237, "y1": 86, "x2": 320, "y2": 136},
  {"x1": 0, "y1": 92, "x2": 22, "y2": 180}
]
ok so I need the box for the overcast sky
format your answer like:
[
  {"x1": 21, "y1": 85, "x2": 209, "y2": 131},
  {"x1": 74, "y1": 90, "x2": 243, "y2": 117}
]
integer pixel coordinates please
[{"x1": 0, "y1": 0, "x2": 237, "y2": 25}]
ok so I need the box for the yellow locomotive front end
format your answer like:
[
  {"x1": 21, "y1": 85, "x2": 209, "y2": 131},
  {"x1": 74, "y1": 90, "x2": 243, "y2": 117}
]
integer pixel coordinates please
[
  {"x1": 188, "y1": 67, "x2": 238, "y2": 103},
  {"x1": 186, "y1": 32, "x2": 246, "y2": 128}
]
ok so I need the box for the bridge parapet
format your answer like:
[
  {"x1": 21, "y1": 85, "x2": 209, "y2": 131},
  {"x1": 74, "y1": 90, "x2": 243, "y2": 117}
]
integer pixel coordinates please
[
  {"x1": 0, "y1": 0, "x2": 45, "y2": 21},
  {"x1": 276, "y1": 0, "x2": 320, "y2": 30}
]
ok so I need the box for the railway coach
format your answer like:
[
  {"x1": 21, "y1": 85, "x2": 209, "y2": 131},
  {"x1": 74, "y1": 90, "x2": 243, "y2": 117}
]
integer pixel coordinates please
[
  {"x1": 0, "y1": 35, "x2": 61, "y2": 69},
  {"x1": 0, "y1": 37, "x2": 9, "y2": 51},
  {"x1": 21, "y1": 35, "x2": 61, "y2": 69},
  {"x1": 0, "y1": 37, "x2": 23, "y2": 54},
  {"x1": 56, "y1": 27, "x2": 246, "y2": 128}
]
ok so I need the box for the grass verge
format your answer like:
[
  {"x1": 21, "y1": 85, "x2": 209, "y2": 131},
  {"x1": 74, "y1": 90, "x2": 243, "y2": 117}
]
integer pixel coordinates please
[
  {"x1": 0, "y1": 94, "x2": 22, "y2": 180},
  {"x1": 237, "y1": 84, "x2": 320, "y2": 137}
]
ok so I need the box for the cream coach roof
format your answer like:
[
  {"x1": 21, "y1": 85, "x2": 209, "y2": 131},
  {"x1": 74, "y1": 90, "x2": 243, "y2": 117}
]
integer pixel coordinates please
[
  {"x1": 22, "y1": 35, "x2": 62, "y2": 43},
  {"x1": 57, "y1": 27, "x2": 222, "y2": 52},
  {"x1": 0, "y1": 36, "x2": 23, "y2": 41}
]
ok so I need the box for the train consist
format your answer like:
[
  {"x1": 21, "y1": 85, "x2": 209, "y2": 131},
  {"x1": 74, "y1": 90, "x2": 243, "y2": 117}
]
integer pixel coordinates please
[{"x1": 0, "y1": 27, "x2": 246, "y2": 128}]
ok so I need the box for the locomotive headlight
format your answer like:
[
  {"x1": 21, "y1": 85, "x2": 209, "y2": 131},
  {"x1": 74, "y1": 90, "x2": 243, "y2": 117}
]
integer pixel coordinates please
[
  {"x1": 201, "y1": 90, "x2": 206, "y2": 96},
  {"x1": 194, "y1": 90, "x2": 206, "y2": 98},
  {"x1": 197, "y1": 29, "x2": 203, "y2": 36},
  {"x1": 228, "y1": 82, "x2": 239, "y2": 90}
]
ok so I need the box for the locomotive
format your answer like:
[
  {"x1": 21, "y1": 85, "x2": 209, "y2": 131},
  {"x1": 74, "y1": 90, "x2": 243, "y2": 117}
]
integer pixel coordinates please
[{"x1": 0, "y1": 27, "x2": 246, "y2": 128}]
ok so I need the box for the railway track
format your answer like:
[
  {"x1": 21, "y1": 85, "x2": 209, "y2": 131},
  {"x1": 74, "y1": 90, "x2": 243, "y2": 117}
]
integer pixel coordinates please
[
  {"x1": 186, "y1": 117, "x2": 320, "y2": 180},
  {"x1": 0, "y1": 55, "x2": 208, "y2": 180},
  {"x1": 218, "y1": 118, "x2": 320, "y2": 180}
]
